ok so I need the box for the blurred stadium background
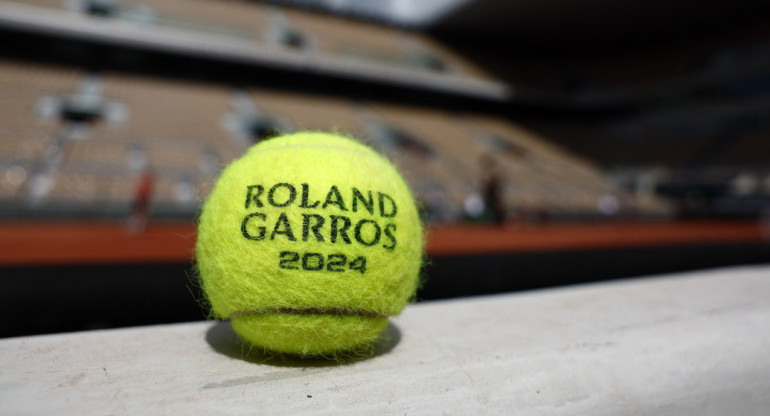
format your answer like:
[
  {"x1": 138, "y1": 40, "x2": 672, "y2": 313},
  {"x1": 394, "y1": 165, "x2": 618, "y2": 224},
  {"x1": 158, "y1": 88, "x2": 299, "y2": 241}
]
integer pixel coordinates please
[{"x1": 1, "y1": 0, "x2": 769, "y2": 337}]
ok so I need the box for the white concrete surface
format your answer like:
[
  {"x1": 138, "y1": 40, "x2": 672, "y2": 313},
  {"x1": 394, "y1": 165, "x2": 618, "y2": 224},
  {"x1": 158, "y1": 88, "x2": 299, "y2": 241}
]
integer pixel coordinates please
[{"x1": 1, "y1": 265, "x2": 769, "y2": 415}]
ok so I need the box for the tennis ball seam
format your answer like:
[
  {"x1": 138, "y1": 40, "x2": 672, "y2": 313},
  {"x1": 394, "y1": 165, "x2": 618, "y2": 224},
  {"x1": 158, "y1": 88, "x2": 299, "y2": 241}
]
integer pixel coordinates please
[{"x1": 230, "y1": 307, "x2": 388, "y2": 319}]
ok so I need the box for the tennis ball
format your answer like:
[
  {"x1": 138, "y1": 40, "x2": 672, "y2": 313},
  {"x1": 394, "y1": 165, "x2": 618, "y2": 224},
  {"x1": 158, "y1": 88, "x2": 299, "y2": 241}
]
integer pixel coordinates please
[{"x1": 196, "y1": 132, "x2": 423, "y2": 357}]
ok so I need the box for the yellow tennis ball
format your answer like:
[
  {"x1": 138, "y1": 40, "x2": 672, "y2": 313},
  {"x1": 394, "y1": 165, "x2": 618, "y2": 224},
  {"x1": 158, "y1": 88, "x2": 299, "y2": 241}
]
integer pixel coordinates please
[{"x1": 196, "y1": 132, "x2": 423, "y2": 357}]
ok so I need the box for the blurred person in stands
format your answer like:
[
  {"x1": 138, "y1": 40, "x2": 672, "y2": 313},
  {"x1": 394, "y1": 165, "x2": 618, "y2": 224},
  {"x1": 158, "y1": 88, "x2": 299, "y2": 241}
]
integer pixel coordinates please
[
  {"x1": 481, "y1": 154, "x2": 505, "y2": 225},
  {"x1": 127, "y1": 167, "x2": 155, "y2": 233}
]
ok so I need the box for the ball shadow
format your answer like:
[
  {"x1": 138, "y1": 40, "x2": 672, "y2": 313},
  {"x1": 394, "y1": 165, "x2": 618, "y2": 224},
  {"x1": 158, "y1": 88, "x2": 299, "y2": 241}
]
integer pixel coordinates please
[{"x1": 205, "y1": 319, "x2": 402, "y2": 367}]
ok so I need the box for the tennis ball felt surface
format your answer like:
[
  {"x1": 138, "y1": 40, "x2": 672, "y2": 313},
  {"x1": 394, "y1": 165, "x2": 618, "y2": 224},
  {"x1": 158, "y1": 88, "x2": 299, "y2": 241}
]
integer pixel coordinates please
[{"x1": 196, "y1": 132, "x2": 423, "y2": 356}]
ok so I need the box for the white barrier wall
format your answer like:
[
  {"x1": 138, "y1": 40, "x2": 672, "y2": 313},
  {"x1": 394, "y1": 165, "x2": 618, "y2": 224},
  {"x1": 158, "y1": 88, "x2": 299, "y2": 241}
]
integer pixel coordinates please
[{"x1": 1, "y1": 265, "x2": 769, "y2": 415}]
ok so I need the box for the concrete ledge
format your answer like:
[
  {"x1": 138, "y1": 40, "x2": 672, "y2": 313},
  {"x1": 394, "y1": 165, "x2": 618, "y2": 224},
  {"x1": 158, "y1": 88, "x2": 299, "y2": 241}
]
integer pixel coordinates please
[{"x1": 1, "y1": 265, "x2": 769, "y2": 414}]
